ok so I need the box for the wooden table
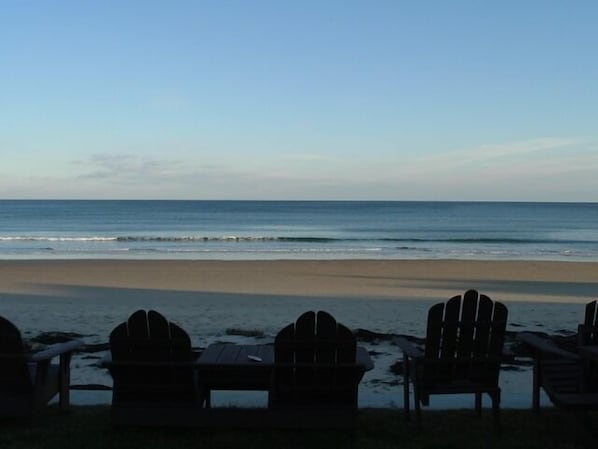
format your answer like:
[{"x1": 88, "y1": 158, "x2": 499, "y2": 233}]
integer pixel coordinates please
[{"x1": 197, "y1": 343, "x2": 373, "y2": 407}]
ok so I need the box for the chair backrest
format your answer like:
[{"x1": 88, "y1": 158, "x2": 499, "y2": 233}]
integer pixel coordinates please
[
  {"x1": 578, "y1": 300, "x2": 598, "y2": 345},
  {"x1": 110, "y1": 309, "x2": 192, "y2": 362},
  {"x1": 272, "y1": 311, "x2": 359, "y2": 407},
  {"x1": 108, "y1": 310, "x2": 195, "y2": 403},
  {"x1": 0, "y1": 316, "x2": 32, "y2": 392},
  {"x1": 423, "y1": 290, "x2": 508, "y2": 387}
]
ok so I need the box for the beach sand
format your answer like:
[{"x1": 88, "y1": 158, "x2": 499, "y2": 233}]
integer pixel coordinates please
[
  {"x1": 1, "y1": 259, "x2": 597, "y2": 408},
  {"x1": 1, "y1": 259, "x2": 597, "y2": 302}
]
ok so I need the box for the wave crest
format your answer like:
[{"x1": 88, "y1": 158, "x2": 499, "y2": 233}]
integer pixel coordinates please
[{"x1": 1, "y1": 235, "x2": 595, "y2": 244}]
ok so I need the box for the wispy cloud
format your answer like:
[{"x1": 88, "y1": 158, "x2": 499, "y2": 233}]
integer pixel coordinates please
[
  {"x1": 74, "y1": 154, "x2": 188, "y2": 182},
  {"x1": 395, "y1": 137, "x2": 592, "y2": 179}
]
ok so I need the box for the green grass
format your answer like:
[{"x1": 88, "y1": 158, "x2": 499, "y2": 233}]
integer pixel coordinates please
[{"x1": 0, "y1": 407, "x2": 593, "y2": 449}]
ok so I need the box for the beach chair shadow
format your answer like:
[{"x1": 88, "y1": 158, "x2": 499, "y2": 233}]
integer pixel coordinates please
[
  {"x1": 268, "y1": 310, "x2": 365, "y2": 429},
  {"x1": 102, "y1": 310, "x2": 206, "y2": 427},
  {"x1": 394, "y1": 290, "x2": 508, "y2": 427},
  {"x1": 0, "y1": 316, "x2": 82, "y2": 419}
]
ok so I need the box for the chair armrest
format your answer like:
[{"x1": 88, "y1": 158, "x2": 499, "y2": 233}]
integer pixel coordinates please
[
  {"x1": 100, "y1": 352, "x2": 112, "y2": 368},
  {"x1": 30, "y1": 339, "x2": 83, "y2": 362},
  {"x1": 393, "y1": 336, "x2": 424, "y2": 359},
  {"x1": 517, "y1": 332, "x2": 579, "y2": 361},
  {"x1": 356, "y1": 346, "x2": 375, "y2": 371}
]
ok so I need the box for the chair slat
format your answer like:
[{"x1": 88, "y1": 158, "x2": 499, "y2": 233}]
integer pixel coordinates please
[
  {"x1": 457, "y1": 290, "x2": 478, "y2": 358},
  {"x1": 316, "y1": 311, "x2": 336, "y2": 364},
  {"x1": 487, "y1": 300, "x2": 508, "y2": 357},
  {"x1": 473, "y1": 294, "x2": 493, "y2": 357},
  {"x1": 440, "y1": 295, "x2": 461, "y2": 360},
  {"x1": 295, "y1": 311, "x2": 316, "y2": 364},
  {"x1": 425, "y1": 303, "x2": 445, "y2": 360}
]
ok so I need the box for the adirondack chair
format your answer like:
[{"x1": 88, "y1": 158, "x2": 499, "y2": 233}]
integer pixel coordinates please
[
  {"x1": 518, "y1": 300, "x2": 598, "y2": 412},
  {"x1": 269, "y1": 310, "x2": 364, "y2": 428},
  {"x1": 578, "y1": 300, "x2": 598, "y2": 346},
  {"x1": 0, "y1": 316, "x2": 82, "y2": 418},
  {"x1": 394, "y1": 290, "x2": 508, "y2": 426},
  {"x1": 102, "y1": 310, "x2": 205, "y2": 427}
]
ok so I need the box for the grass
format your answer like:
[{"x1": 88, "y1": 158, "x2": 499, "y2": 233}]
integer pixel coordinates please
[{"x1": 0, "y1": 406, "x2": 593, "y2": 449}]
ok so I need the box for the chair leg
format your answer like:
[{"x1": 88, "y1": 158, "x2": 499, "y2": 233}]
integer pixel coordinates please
[
  {"x1": 414, "y1": 387, "x2": 421, "y2": 428},
  {"x1": 59, "y1": 353, "x2": 72, "y2": 410},
  {"x1": 403, "y1": 357, "x2": 411, "y2": 421},
  {"x1": 492, "y1": 391, "x2": 501, "y2": 429},
  {"x1": 532, "y1": 358, "x2": 541, "y2": 413},
  {"x1": 475, "y1": 392, "x2": 482, "y2": 416}
]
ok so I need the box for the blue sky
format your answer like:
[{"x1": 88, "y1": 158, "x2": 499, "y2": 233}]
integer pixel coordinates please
[{"x1": 1, "y1": 1, "x2": 597, "y2": 200}]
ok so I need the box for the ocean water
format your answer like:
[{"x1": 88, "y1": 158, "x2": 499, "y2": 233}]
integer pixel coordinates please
[{"x1": 1, "y1": 200, "x2": 598, "y2": 260}]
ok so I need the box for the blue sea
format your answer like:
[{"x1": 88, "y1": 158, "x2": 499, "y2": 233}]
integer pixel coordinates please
[{"x1": 1, "y1": 200, "x2": 598, "y2": 260}]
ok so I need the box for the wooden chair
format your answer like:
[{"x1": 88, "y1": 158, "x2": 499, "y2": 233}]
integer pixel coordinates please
[
  {"x1": 394, "y1": 290, "x2": 508, "y2": 426},
  {"x1": 102, "y1": 310, "x2": 205, "y2": 427},
  {"x1": 269, "y1": 310, "x2": 365, "y2": 428},
  {"x1": 518, "y1": 300, "x2": 598, "y2": 412},
  {"x1": 0, "y1": 315, "x2": 82, "y2": 418}
]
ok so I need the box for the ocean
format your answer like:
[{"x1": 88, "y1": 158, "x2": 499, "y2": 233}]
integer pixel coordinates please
[{"x1": 1, "y1": 200, "x2": 598, "y2": 260}]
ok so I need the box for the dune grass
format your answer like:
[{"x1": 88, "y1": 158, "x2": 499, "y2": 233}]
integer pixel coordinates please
[{"x1": 0, "y1": 406, "x2": 593, "y2": 449}]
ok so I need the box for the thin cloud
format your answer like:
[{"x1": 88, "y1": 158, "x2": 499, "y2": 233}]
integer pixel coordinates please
[
  {"x1": 399, "y1": 137, "x2": 591, "y2": 177},
  {"x1": 74, "y1": 154, "x2": 188, "y2": 182}
]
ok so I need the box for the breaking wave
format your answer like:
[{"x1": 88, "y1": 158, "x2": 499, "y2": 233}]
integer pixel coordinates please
[{"x1": 1, "y1": 235, "x2": 595, "y2": 244}]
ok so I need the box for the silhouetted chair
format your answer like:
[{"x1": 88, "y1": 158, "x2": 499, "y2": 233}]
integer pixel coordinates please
[
  {"x1": 0, "y1": 316, "x2": 82, "y2": 418},
  {"x1": 102, "y1": 310, "x2": 205, "y2": 427},
  {"x1": 394, "y1": 290, "x2": 508, "y2": 426},
  {"x1": 579, "y1": 300, "x2": 598, "y2": 346},
  {"x1": 518, "y1": 300, "x2": 598, "y2": 412},
  {"x1": 269, "y1": 310, "x2": 365, "y2": 428}
]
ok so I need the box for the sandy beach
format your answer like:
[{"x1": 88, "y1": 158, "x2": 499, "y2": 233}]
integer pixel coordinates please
[
  {"x1": 1, "y1": 259, "x2": 597, "y2": 303},
  {"x1": 1, "y1": 259, "x2": 597, "y2": 408}
]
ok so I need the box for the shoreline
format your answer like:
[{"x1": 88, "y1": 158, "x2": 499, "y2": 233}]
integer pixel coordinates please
[{"x1": 1, "y1": 258, "x2": 597, "y2": 303}]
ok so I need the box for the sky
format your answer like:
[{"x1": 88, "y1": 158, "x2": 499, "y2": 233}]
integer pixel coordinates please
[{"x1": 1, "y1": 1, "x2": 597, "y2": 201}]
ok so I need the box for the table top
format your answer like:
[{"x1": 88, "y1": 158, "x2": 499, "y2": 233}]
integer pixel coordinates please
[
  {"x1": 197, "y1": 343, "x2": 374, "y2": 371},
  {"x1": 198, "y1": 344, "x2": 274, "y2": 366}
]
